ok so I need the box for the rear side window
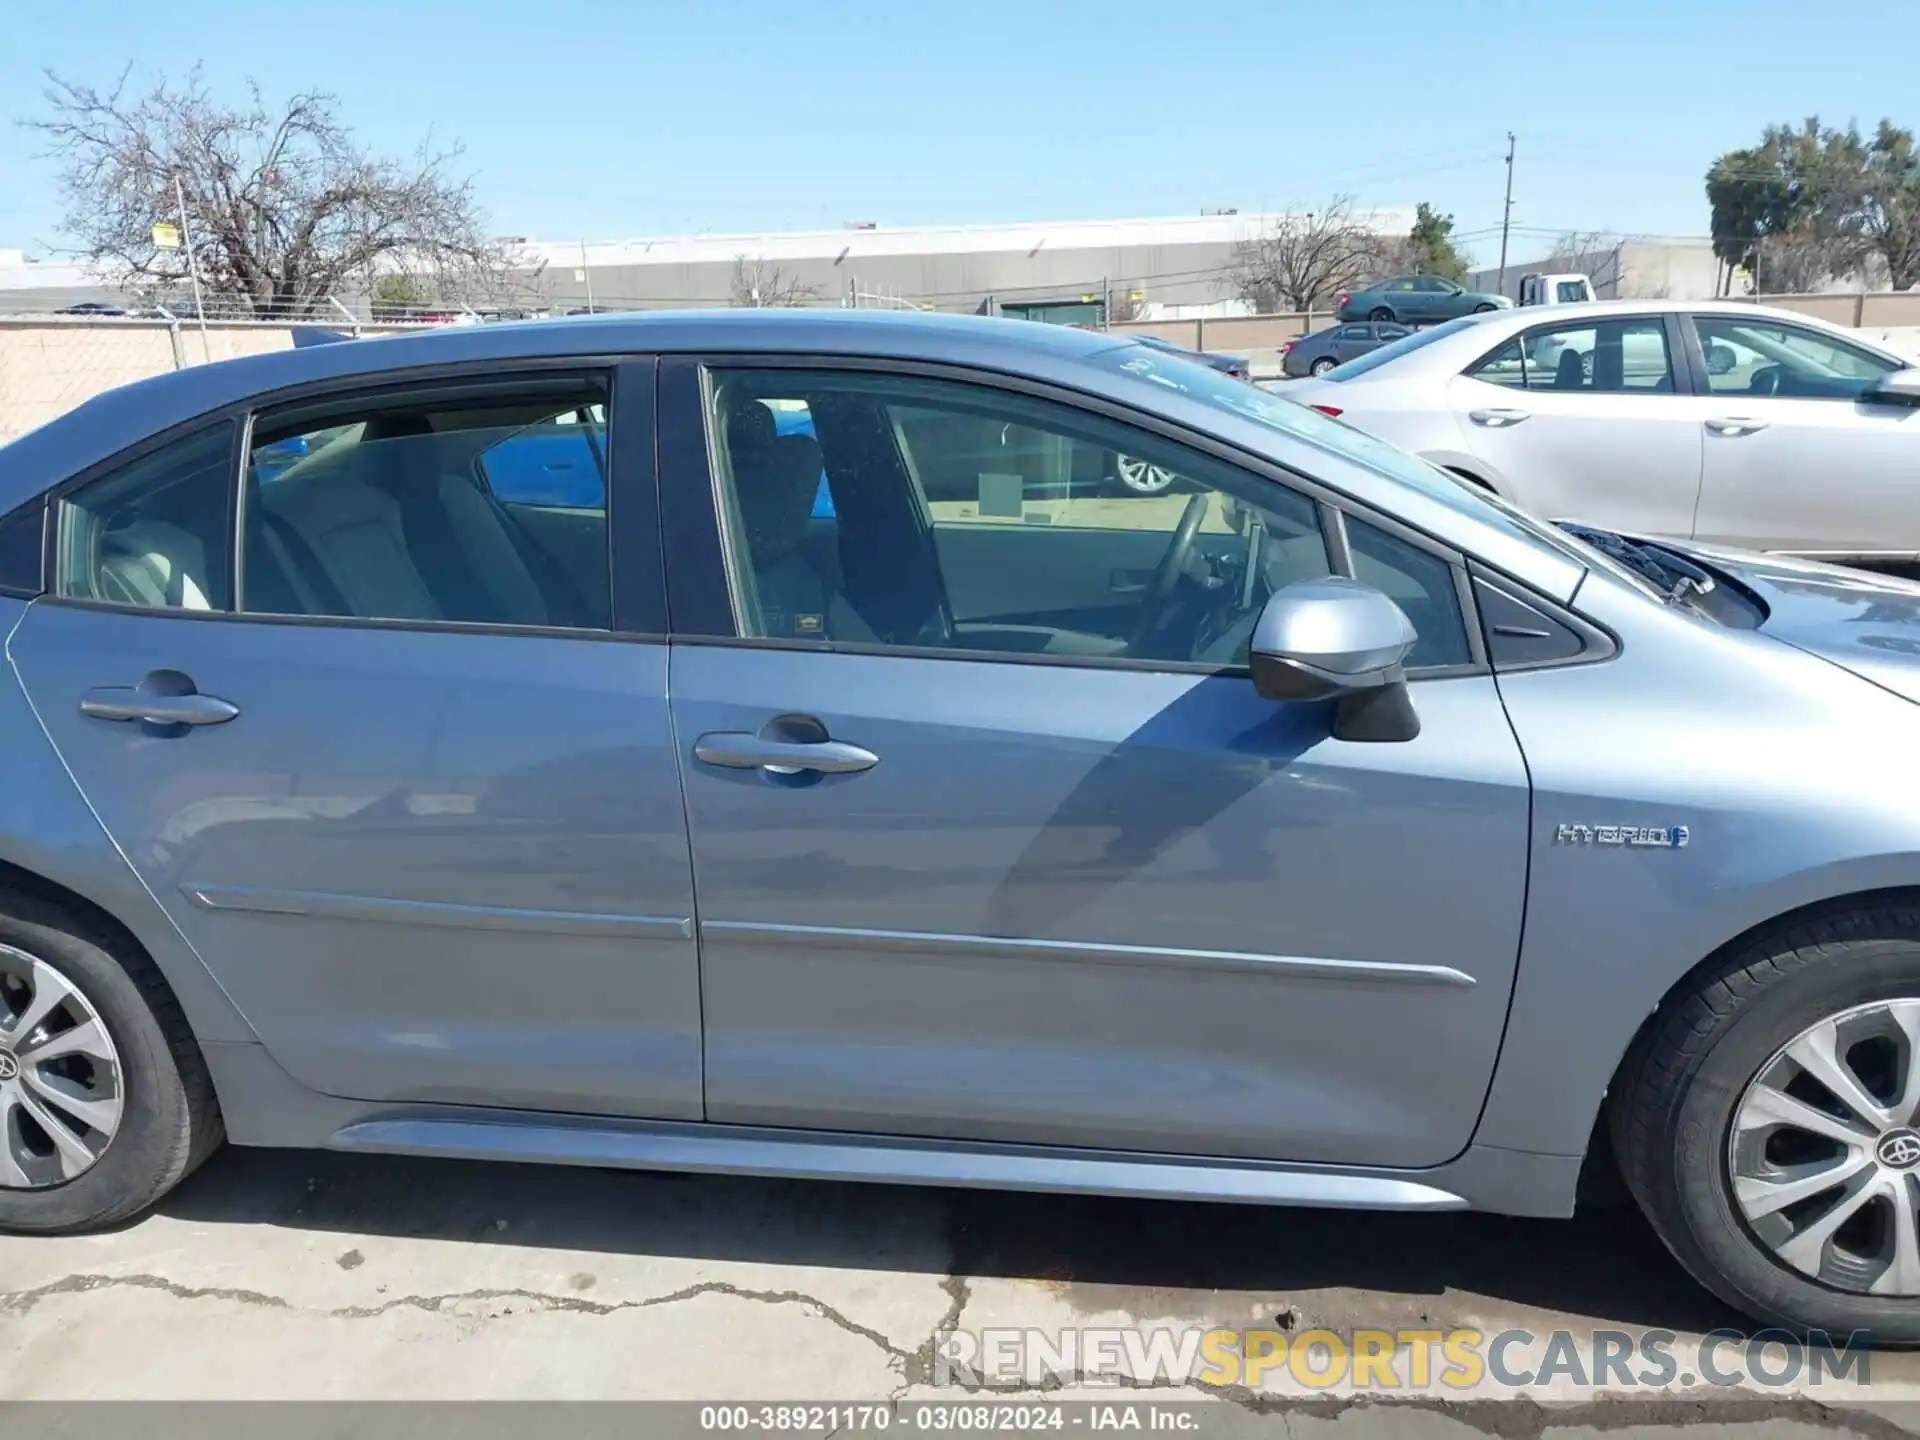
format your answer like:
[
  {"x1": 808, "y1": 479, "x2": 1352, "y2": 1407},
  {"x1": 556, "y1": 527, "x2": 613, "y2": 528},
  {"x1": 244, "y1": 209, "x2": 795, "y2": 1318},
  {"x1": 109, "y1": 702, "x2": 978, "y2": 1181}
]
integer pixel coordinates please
[
  {"x1": 243, "y1": 378, "x2": 612, "y2": 630},
  {"x1": 56, "y1": 422, "x2": 235, "y2": 611}
]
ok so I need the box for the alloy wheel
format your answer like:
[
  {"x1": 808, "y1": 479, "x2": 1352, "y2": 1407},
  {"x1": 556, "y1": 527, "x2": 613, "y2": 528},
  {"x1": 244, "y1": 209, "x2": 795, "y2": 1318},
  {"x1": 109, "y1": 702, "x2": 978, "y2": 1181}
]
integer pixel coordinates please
[
  {"x1": 1729, "y1": 998, "x2": 1920, "y2": 1295},
  {"x1": 1115, "y1": 456, "x2": 1178, "y2": 495},
  {"x1": 0, "y1": 943, "x2": 123, "y2": 1187}
]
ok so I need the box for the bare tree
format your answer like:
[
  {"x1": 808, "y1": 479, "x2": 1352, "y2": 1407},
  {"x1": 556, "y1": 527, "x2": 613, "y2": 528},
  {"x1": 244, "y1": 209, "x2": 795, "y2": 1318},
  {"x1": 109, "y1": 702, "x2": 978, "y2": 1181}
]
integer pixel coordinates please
[
  {"x1": 28, "y1": 67, "x2": 505, "y2": 317},
  {"x1": 1542, "y1": 230, "x2": 1626, "y2": 296},
  {"x1": 1227, "y1": 197, "x2": 1393, "y2": 313},
  {"x1": 730, "y1": 256, "x2": 822, "y2": 308},
  {"x1": 1752, "y1": 228, "x2": 1855, "y2": 294}
]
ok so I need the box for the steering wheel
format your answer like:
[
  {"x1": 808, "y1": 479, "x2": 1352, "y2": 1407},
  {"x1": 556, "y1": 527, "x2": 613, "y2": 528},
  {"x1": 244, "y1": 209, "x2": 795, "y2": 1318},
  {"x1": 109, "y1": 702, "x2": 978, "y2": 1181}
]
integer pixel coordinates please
[
  {"x1": 1128, "y1": 493, "x2": 1209, "y2": 655},
  {"x1": 1749, "y1": 364, "x2": 1783, "y2": 397}
]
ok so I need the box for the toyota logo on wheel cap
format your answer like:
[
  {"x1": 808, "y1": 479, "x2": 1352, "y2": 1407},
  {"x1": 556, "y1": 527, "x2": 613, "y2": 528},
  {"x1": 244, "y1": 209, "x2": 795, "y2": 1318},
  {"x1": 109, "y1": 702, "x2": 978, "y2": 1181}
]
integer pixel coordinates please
[
  {"x1": 1878, "y1": 1129, "x2": 1920, "y2": 1170},
  {"x1": 0, "y1": 1051, "x2": 17, "y2": 1082}
]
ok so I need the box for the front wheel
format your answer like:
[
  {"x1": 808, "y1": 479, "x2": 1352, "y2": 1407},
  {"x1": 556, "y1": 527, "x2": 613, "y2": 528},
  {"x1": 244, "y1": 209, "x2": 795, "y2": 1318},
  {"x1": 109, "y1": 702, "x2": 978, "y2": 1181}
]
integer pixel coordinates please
[
  {"x1": 1473, "y1": 302, "x2": 1499, "y2": 313},
  {"x1": 1114, "y1": 455, "x2": 1179, "y2": 496},
  {"x1": 1613, "y1": 904, "x2": 1920, "y2": 1341}
]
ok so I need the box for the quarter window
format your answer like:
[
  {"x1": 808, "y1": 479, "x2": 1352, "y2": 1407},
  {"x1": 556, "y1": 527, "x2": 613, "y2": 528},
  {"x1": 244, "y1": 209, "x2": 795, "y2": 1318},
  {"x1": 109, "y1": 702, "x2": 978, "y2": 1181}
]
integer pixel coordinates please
[
  {"x1": 57, "y1": 422, "x2": 235, "y2": 611},
  {"x1": 705, "y1": 369, "x2": 1332, "y2": 666},
  {"x1": 242, "y1": 378, "x2": 612, "y2": 629},
  {"x1": 1694, "y1": 316, "x2": 1898, "y2": 400},
  {"x1": 1467, "y1": 318, "x2": 1675, "y2": 394}
]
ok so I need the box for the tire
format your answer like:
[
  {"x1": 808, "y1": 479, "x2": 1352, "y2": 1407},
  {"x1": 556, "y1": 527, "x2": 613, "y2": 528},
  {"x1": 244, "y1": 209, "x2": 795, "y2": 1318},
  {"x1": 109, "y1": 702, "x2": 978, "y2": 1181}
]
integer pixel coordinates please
[
  {"x1": 1612, "y1": 902, "x2": 1920, "y2": 1342},
  {"x1": 1473, "y1": 302, "x2": 1498, "y2": 313},
  {"x1": 0, "y1": 888, "x2": 221, "y2": 1232},
  {"x1": 1368, "y1": 306, "x2": 1395, "y2": 323},
  {"x1": 1114, "y1": 455, "x2": 1179, "y2": 496},
  {"x1": 1309, "y1": 357, "x2": 1338, "y2": 377}
]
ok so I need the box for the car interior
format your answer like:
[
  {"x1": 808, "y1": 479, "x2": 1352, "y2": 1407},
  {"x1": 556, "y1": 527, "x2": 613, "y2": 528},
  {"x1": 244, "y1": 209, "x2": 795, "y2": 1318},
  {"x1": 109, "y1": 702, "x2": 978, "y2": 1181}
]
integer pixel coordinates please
[{"x1": 709, "y1": 374, "x2": 1351, "y2": 667}]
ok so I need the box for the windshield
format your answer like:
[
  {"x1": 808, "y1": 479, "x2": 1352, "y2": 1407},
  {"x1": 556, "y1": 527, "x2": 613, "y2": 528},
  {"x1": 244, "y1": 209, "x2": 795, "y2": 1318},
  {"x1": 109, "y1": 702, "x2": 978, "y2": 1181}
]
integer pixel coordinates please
[
  {"x1": 1090, "y1": 338, "x2": 1599, "y2": 570},
  {"x1": 1322, "y1": 315, "x2": 1484, "y2": 380}
]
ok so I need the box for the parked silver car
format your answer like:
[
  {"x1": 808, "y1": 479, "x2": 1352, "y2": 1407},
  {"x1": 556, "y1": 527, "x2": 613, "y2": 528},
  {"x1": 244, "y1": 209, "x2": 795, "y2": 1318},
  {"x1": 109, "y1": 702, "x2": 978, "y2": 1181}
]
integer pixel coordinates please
[
  {"x1": 1290, "y1": 300, "x2": 1920, "y2": 566},
  {"x1": 8, "y1": 311, "x2": 1920, "y2": 1340}
]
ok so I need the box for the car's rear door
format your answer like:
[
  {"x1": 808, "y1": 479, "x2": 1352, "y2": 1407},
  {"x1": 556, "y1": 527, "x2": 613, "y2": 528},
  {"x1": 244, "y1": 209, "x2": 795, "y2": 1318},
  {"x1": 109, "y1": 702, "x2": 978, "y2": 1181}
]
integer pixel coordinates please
[
  {"x1": 1685, "y1": 313, "x2": 1920, "y2": 556},
  {"x1": 658, "y1": 355, "x2": 1530, "y2": 1170},
  {"x1": 9, "y1": 360, "x2": 704, "y2": 1118},
  {"x1": 1447, "y1": 313, "x2": 1711, "y2": 538}
]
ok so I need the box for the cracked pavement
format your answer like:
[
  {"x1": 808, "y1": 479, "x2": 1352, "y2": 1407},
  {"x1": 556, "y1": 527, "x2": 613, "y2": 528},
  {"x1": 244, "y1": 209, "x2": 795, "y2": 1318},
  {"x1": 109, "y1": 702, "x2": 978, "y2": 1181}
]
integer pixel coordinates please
[{"x1": 4, "y1": 1145, "x2": 1920, "y2": 1436}]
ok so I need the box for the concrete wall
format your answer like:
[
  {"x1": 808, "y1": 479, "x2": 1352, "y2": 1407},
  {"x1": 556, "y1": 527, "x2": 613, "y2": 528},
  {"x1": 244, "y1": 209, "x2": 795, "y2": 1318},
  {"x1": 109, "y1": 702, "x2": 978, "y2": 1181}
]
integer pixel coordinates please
[{"x1": 0, "y1": 320, "x2": 411, "y2": 445}]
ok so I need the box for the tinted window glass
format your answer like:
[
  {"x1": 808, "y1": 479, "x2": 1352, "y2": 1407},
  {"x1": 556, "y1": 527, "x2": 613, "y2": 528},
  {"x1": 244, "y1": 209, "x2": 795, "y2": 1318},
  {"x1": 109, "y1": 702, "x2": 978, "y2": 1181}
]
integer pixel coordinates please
[
  {"x1": 1694, "y1": 316, "x2": 1898, "y2": 400},
  {"x1": 1346, "y1": 515, "x2": 1471, "y2": 669},
  {"x1": 0, "y1": 500, "x2": 45, "y2": 595},
  {"x1": 1467, "y1": 318, "x2": 1674, "y2": 394},
  {"x1": 243, "y1": 379, "x2": 611, "y2": 629},
  {"x1": 706, "y1": 369, "x2": 1330, "y2": 665},
  {"x1": 57, "y1": 422, "x2": 234, "y2": 610}
]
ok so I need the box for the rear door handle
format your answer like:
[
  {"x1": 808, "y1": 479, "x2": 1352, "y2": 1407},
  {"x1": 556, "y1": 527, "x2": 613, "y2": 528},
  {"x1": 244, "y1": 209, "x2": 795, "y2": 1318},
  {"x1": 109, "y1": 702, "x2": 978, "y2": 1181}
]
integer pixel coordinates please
[
  {"x1": 1469, "y1": 408, "x2": 1530, "y2": 428},
  {"x1": 1706, "y1": 417, "x2": 1769, "y2": 436},
  {"x1": 81, "y1": 688, "x2": 238, "y2": 726},
  {"x1": 695, "y1": 732, "x2": 879, "y2": 775}
]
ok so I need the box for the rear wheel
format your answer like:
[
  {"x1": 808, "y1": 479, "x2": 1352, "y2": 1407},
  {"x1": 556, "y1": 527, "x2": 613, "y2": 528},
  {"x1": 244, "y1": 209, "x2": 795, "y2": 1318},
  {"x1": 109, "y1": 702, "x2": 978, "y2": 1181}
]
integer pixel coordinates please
[
  {"x1": 1368, "y1": 306, "x2": 1395, "y2": 323},
  {"x1": 0, "y1": 890, "x2": 220, "y2": 1232},
  {"x1": 1613, "y1": 904, "x2": 1920, "y2": 1341},
  {"x1": 1309, "y1": 357, "x2": 1337, "y2": 377}
]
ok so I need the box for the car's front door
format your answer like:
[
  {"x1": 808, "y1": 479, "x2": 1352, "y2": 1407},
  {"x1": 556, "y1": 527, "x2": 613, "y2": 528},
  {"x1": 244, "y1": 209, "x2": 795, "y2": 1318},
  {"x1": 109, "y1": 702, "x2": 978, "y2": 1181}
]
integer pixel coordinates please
[
  {"x1": 1448, "y1": 313, "x2": 1711, "y2": 538},
  {"x1": 658, "y1": 358, "x2": 1531, "y2": 1169},
  {"x1": 1686, "y1": 313, "x2": 1920, "y2": 556},
  {"x1": 9, "y1": 364, "x2": 705, "y2": 1118}
]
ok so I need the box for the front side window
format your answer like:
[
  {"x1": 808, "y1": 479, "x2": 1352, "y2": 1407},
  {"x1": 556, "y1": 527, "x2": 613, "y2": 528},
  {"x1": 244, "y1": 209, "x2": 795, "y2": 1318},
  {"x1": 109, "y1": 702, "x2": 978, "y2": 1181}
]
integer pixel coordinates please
[
  {"x1": 243, "y1": 377, "x2": 611, "y2": 629},
  {"x1": 1694, "y1": 316, "x2": 1898, "y2": 400},
  {"x1": 57, "y1": 422, "x2": 234, "y2": 611},
  {"x1": 1466, "y1": 317, "x2": 1675, "y2": 394},
  {"x1": 705, "y1": 369, "x2": 1333, "y2": 666}
]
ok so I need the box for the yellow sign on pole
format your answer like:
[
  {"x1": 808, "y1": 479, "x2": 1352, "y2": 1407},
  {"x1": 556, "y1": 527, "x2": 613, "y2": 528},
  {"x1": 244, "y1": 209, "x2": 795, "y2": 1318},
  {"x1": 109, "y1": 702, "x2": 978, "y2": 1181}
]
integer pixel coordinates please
[{"x1": 151, "y1": 222, "x2": 182, "y2": 251}]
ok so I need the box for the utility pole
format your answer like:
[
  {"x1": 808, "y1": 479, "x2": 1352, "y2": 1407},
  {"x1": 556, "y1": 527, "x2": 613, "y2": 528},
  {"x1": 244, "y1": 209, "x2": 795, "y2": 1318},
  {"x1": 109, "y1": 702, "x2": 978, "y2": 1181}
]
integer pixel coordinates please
[
  {"x1": 1496, "y1": 132, "x2": 1516, "y2": 298},
  {"x1": 579, "y1": 240, "x2": 595, "y2": 314},
  {"x1": 173, "y1": 175, "x2": 211, "y2": 360}
]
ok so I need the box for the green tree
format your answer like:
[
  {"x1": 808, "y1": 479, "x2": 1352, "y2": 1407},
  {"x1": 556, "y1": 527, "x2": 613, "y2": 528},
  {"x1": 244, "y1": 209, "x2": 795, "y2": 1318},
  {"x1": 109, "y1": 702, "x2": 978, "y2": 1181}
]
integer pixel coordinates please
[
  {"x1": 1863, "y1": 120, "x2": 1920, "y2": 290},
  {"x1": 1406, "y1": 202, "x2": 1468, "y2": 282},
  {"x1": 369, "y1": 273, "x2": 431, "y2": 319},
  {"x1": 1703, "y1": 118, "x2": 1912, "y2": 290}
]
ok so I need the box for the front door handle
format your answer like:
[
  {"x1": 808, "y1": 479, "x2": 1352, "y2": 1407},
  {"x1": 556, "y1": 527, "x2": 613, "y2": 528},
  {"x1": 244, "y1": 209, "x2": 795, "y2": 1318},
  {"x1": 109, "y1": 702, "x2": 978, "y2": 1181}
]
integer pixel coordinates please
[
  {"x1": 1469, "y1": 408, "x2": 1530, "y2": 428},
  {"x1": 1706, "y1": 417, "x2": 1769, "y2": 436},
  {"x1": 81, "y1": 671, "x2": 239, "y2": 727},
  {"x1": 695, "y1": 732, "x2": 879, "y2": 775}
]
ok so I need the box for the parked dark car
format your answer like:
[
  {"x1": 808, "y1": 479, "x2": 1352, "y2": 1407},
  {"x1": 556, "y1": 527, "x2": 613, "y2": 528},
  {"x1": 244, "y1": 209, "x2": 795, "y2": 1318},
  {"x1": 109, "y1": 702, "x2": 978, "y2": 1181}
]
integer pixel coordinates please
[
  {"x1": 54, "y1": 302, "x2": 128, "y2": 318},
  {"x1": 1336, "y1": 276, "x2": 1511, "y2": 325},
  {"x1": 1281, "y1": 321, "x2": 1413, "y2": 378},
  {"x1": 1129, "y1": 332, "x2": 1251, "y2": 381}
]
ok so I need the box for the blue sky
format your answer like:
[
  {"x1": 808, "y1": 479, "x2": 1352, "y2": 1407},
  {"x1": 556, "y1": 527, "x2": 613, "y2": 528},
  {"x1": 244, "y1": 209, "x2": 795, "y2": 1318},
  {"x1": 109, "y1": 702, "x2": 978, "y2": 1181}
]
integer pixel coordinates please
[{"x1": 1, "y1": 0, "x2": 1911, "y2": 266}]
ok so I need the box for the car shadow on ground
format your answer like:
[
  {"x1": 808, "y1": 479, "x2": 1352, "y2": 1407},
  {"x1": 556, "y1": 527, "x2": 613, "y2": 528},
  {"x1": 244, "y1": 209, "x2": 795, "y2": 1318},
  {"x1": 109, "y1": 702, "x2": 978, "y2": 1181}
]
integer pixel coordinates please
[{"x1": 156, "y1": 1145, "x2": 1742, "y2": 1334}]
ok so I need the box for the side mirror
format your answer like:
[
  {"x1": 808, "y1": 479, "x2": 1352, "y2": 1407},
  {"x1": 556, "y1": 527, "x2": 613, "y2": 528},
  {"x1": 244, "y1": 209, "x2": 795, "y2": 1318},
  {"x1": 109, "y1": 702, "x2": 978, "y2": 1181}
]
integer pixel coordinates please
[
  {"x1": 1250, "y1": 578, "x2": 1422, "y2": 742},
  {"x1": 1864, "y1": 367, "x2": 1920, "y2": 408}
]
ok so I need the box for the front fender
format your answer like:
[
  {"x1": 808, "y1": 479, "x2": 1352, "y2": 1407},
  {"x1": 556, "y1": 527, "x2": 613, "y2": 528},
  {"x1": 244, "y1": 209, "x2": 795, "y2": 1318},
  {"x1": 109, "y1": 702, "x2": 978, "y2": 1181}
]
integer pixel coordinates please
[{"x1": 1474, "y1": 576, "x2": 1920, "y2": 1158}]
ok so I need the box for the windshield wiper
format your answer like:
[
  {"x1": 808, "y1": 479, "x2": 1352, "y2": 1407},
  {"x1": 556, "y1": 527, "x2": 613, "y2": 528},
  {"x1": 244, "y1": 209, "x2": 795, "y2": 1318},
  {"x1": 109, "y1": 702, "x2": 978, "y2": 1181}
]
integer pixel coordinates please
[{"x1": 1558, "y1": 523, "x2": 1716, "y2": 605}]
